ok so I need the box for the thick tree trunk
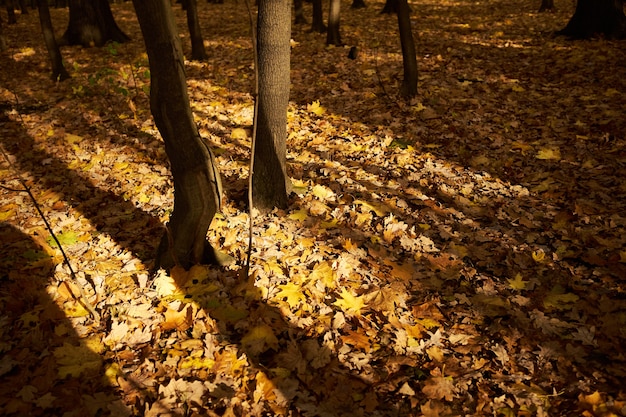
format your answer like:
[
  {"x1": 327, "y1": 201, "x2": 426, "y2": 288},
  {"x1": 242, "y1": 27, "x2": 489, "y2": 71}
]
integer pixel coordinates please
[
  {"x1": 59, "y1": 0, "x2": 130, "y2": 47},
  {"x1": 132, "y1": 0, "x2": 223, "y2": 269},
  {"x1": 397, "y1": 0, "x2": 417, "y2": 98},
  {"x1": 557, "y1": 0, "x2": 626, "y2": 39},
  {"x1": 326, "y1": 0, "x2": 342, "y2": 45},
  {"x1": 185, "y1": 0, "x2": 208, "y2": 60},
  {"x1": 311, "y1": 0, "x2": 326, "y2": 33},
  {"x1": 253, "y1": 0, "x2": 291, "y2": 211},
  {"x1": 37, "y1": 0, "x2": 70, "y2": 81}
]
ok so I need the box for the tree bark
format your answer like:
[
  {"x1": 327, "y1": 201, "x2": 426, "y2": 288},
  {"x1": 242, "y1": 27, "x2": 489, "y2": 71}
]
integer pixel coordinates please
[
  {"x1": 37, "y1": 0, "x2": 70, "y2": 81},
  {"x1": 557, "y1": 0, "x2": 626, "y2": 39},
  {"x1": 59, "y1": 0, "x2": 130, "y2": 47},
  {"x1": 397, "y1": 0, "x2": 417, "y2": 98},
  {"x1": 311, "y1": 0, "x2": 326, "y2": 33},
  {"x1": 132, "y1": 0, "x2": 223, "y2": 269},
  {"x1": 185, "y1": 0, "x2": 208, "y2": 60},
  {"x1": 253, "y1": 0, "x2": 291, "y2": 211},
  {"x1": 327, "y1": 0, "x2": 342, "y2": 45}
]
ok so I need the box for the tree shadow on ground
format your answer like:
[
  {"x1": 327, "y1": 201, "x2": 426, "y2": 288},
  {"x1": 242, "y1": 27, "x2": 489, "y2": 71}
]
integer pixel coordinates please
[{"x1": 0, "y1": 222, "x2": 129, "y2": 416}]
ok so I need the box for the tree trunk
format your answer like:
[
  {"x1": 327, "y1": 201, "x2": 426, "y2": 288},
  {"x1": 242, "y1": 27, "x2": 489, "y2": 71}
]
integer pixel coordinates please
[
  {"x1": 397, "y1": 0, "x2": 417, "y2": 98},
  {"x1": 538, "y1": 0, "x2": 554, "y2": 12},
  {"x1": 132, "y1": 0, "x2": 223, "y2": 269},
  {"x1": 59, "y1": 0, "x2": 130, "y2": 47},
  {"x1": 381, "y1": 0, "x2": 398, "y2": 14},
  {"x1": 557, "y1": 0, "x2": 626, "y2": 39},
  {"x1": 37, "y1": 0, "x2": 70, "y2": 81},
  {"x1": 294, "y1": 0, "x2": 307, "y2": 24},
  {"x1": 311, "y1": 0, "x2": 326, "y2": 33},
  {"x1": 6, "y1": 1, "x2": 17, "y2": 24},
  {"x1": 0, "y1": 14, "x2": 7, "y2": 51},
  {"x1": 351, "y1": 0, "x2": 366, "y2": 9},
  {"x1": 253, "y1": 0, "x2": 291, "y2": 211},
  {"x1": 326, "y1": 0, "x2": 342, "y2": 45},
  {"x1": 185, "y1": 0, "x2": 208, "y2": 60}
]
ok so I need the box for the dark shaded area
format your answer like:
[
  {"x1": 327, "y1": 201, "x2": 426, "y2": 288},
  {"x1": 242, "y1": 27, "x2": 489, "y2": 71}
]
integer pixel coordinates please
[
  {"x1": 557, "y1": 0, "x2": 626, "y2": 39},
  {"x1": 0, "y1": 222, "x2": 124, "y2": 416}
]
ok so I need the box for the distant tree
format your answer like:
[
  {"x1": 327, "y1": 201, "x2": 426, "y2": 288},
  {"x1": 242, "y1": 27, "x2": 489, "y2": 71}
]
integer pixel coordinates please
[
  {"x1": 0, "y1": 15, "x2": 7, "y2": 51},
  {"x1": 132, "y1": 0, "x2": 223, "y2": 269},
  {"x1": 6, "y1": 0, "x2": 17, "y2": 24},
  {"x1": 327, "y1": 0, "x2": 342, "y2": 45},
  {"x1": 253, "y1": 0, "x2": 292, "y2": 211},
  {"x1": 381, "y1": 0, "x2": 398, "y2": 14},
  {"x1": 294, "y1": 0, "x2": 307, "y2": 24},
  {"x1": 37, "y1": 0, "x2": 69, "y2": 81},
  {"x1": 183, "y1": 0, "x2": 208, "y2": 60},
  {"x1": 397, "y1": 0, "x2": 417, "y2": 97},
  {"x1": 538, "y1": 0, "x2": 554, "y2": 12},
  {"x1": 311, "y1": 0, "x2": 326, "y2": 33},
  {"x1": 557, "y1": 0, "x2": 626, "y2": 39},
  {"x1": 351, "y1": 0, "x2": 366, "y2": 9},
  {"x1": 59, "y1": 0, "x2": 130, "y2": 47}
]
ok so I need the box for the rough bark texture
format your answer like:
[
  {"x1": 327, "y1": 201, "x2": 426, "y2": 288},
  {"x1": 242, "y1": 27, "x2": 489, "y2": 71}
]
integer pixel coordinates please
[
  {"x1": 37, "y1": 0, "x2": 70, "y2": 81},
  {"x1": 557, "y1": 0, "x2": 626, "y2": 39},
  {"x1": 397, "y1": 0, "x2": 417, "y2": 98},
  {"x1": 327, "y1": 0, "x2": 342, "y2": 46},
  {"x1": 252, "y1": 0, "x2": 291, "y2": 212},
  {"x1": 311, "y1": 0, "x2": 326, "y2": 33},
  {"x1": 132, "y1": 0, "x2": 222, "y2": 269},
  {"x1": 185, "y1": 0, "x2": 208, "y2": 60},
  {"x1": 60, "y1": 0, "x2": 130, "y2": 47}
]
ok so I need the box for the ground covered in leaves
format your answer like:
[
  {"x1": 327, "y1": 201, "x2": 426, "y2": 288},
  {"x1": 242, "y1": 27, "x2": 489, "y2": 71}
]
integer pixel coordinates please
[{"x1": 1, "y1": 0, "x2": 625, "y2": 416}]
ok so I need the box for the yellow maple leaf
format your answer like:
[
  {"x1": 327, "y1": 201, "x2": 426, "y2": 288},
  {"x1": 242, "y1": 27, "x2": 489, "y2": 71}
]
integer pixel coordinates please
[
  {"x1": 309, "y1": 261, "x2": 336, "y2": 289},
  {"x1": 307, "y1": 100, "x2": 325, "y2": 116},
  {"x1": 276, "y1": 282, "x2": 306, "y2": 308},
  {"x1": 242, "y1": 324, "x2": 279, "y2": 356},
  {"x1": 536, "y1": 147, "x2": 561, "y2": 160},
  {"x1": 334, "y1": 288, "x2": 366, "y2": 316},
  {"x1": 507, "y1": 273, "x2": 528, "y2": 290}
]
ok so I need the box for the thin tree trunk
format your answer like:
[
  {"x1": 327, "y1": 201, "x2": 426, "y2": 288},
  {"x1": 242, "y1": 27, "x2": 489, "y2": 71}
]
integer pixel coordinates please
[
  {"x1": 132, "y1": 0, "x2": 223, "y2": 269},
  {"x1": 0, "y1": 14, "x2": 7, "y2": 51},
  {"x1": 311, "y1": 0, "x2": 326, "y2": 33},
  {"x1": 37, "y1": 0, "x2": 70, "y2": 81},
  {"x1": 351, "y1": 0, "x2": 366, "y2": 9},
  {"x1": 397, "y1": 0, "x2": 417, "y2": 97},
  {"x1": 294, "y1": 0, "x2": 307, "y2": 24},
  {"x1": 253, "y1": 0, "x2": 291, "y2": 211},
  {"x1": 185, "y1": 0, "x2": 208, "y2": 60},
  {"x1": 327, "y1": 0, "x2": 342, "y2": 45}
]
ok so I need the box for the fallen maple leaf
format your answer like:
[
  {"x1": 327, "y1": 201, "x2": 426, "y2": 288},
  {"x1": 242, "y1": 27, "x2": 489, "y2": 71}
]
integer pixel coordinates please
[{"x1": 333, "y1": 288, "x2": 366, "y2": 316}]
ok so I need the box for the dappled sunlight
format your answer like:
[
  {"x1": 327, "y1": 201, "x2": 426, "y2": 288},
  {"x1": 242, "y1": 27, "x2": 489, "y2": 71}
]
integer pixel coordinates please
[{"x1": 1, "y1": 0, "x2": 625, "y2": 415}]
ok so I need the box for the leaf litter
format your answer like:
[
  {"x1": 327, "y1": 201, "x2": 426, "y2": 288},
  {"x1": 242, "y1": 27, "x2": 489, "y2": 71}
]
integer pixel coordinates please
[{"x1": 1, "y1": 0, "x2": 625, "y2": 416}]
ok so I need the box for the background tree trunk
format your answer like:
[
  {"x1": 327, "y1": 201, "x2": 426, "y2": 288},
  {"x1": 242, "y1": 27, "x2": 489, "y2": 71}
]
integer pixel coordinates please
[
  {"x1": 397, "y1": 0, "x2": 417, "y2": 97},
  {"x1": 538, "y1": 0, "x2": 554, "y2": 12},
  {"x1": 351, "y1": 0, "x2": 366, "y2": 9},
  {"x1": 557, "y1": 0, "x2": 626, "y2": 39},
  {"x1": 326, "y1": 0, "x2": 342, "y2": 45},
  {"x1": 60, "y1": 0, "x2": 130, "y2": 47},
  {"x1": 311, "y1": 0, "x2": 326, "y2": 33},
  {"x1": 294, "y1": 0, "x2": 307, "y2": 24},
  {"x1": 0, "y1": 14, "x2": 7, "y2": 51},
  {"x1": 132, "y1": 0, "x2": 223, "y2": 269},
  {"x1": 37, "y1": 0, "x2": 70, "y2": 81},
  {"x1": 252, "y1": 0, "x2": 291, "y2": 211},
  {"x1": 381, "y1": 0, "x2": 398, "y2": 14},
  {"x1": 185, "y1": 0, "x2": 208, "y2": 60}
]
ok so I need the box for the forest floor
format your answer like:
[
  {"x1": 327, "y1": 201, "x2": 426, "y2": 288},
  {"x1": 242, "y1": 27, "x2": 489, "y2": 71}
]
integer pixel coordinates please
[{"x1": 1, "y1": 0, "x2": 626, "y2": 416}]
